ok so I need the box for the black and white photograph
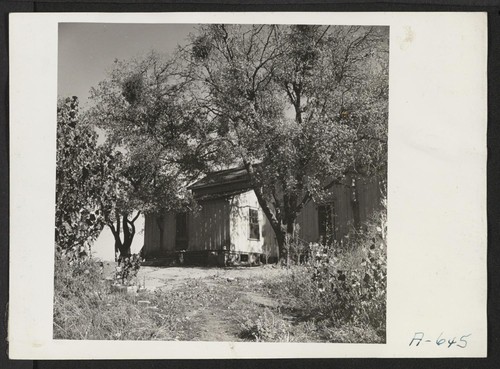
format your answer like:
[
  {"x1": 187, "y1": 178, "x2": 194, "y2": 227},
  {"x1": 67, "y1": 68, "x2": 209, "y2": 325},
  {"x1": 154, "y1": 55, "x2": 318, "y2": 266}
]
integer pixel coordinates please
[
  {"x1": 54, "y1": 22, "x2": 389, "y2": 343},
  {"x1": 8, "y1": 12, "x2": 487, "y2": 359}
]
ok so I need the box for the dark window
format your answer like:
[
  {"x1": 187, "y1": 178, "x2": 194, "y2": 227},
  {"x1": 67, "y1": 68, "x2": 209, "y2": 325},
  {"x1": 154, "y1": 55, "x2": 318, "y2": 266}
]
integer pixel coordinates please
[
  {"x1": 318, "y1": 203, "x2": 335, "y2": 244},
  {"x1": 175, "y1": 213, "x2": 188, "y2": 250},
  {"x1": 249, "y1": 208, "x2": 260, "y2": 240}
]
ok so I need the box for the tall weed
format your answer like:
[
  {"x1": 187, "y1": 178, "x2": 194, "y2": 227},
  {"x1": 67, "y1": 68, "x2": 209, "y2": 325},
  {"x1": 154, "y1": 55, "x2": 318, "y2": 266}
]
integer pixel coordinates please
[
  {"x1": 53, "y1": 248, "x2": 187, "y2": 340},
  {"x1": 267, "y1": 208, "x2": 387, "y2": 341},
  {"x1": 240, "y1": 308, "x2": 294, "y2": 342}
]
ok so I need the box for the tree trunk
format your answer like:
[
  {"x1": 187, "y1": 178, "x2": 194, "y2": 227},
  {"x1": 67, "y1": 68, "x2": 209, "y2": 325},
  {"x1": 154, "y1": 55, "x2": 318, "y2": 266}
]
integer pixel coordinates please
[
  {"x1": 285, "y1": 216, "x2": 297, "y2": 265},
  {"x1": 242, "y1": 162, "x2": 304, "y2": 263},
  {"x1": 269, "y1": 216, "x2": 297, "y2": 264},
  {"x1": 114, "y1": 239, "x2": 120, "y2": 262},
  {"x1": 120, "y1": 238, "x2": 132, "y2": 258},
  {"x1": 120, "y1": 212, "x2": 134, "y2": 258},
  {"x1": 275, "y1": 229, "x2": 286, "y2": 261},
  {"x1": 108, "y1": 212, "x2": 137, "y2": 261},
  {"x1": 116, "y1": 240, "x2": 131, "y2": 259}
]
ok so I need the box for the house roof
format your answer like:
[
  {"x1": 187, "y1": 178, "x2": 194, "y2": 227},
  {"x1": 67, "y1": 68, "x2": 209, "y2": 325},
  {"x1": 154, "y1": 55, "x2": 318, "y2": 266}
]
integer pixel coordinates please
[{"x1": 188, "y1": 166, "x2": 250, "y2": 191}]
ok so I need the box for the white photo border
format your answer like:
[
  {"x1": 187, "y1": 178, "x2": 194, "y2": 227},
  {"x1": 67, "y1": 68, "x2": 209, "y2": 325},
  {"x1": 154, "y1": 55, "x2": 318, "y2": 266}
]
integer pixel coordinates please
[{"x1": 9, "y1": 12, "x2": 487, "y2": 359}]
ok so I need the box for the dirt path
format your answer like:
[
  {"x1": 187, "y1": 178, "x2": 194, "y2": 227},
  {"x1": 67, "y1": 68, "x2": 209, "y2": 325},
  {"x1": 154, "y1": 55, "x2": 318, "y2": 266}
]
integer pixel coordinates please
[
  {"x1": 137, "y1": 265, "x2": 284, "y2": 292},
  {"x1": 196, "y1": 308, "x2": 239, "y2": 342},
  {"x1": 137, "y1": 265, "x2": 286, "y2": 341}
]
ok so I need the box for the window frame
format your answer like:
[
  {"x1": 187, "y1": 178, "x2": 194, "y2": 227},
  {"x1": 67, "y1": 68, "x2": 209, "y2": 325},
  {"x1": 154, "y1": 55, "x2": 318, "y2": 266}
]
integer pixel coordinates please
[{"x1": 248, "y1": 207, "x2": 260, "y2": 241}]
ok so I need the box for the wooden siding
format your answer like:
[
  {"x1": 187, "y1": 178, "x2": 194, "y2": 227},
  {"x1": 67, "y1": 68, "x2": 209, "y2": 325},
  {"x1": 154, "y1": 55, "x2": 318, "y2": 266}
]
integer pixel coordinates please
[
  {"x1": 143, "y1": 214, "x2": 156, "y2": 256},
  {"x1": 357, "y1": 177, "x2": 382, "y2": 226},
  {"x1": 261, "y1": 210, "x2": 279, "y2": 259},
  {"x1": 188, "y1": 198, "x2": 231, "y2": 251},
  {"x1": 143, "y1": 213, "x2": 176, "y2": 257},
  {"x1": 296, "y1": 200, "x2": 320, "y2": 243},
  {"x1": 296, "y1": 178, "x2": 382, "y2": 243}
]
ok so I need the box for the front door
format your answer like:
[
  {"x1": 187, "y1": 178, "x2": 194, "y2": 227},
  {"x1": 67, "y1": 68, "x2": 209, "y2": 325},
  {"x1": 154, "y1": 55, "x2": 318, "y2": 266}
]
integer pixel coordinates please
[{"x1": 175, "y1": 213, "x2": 188, "y2": 250}]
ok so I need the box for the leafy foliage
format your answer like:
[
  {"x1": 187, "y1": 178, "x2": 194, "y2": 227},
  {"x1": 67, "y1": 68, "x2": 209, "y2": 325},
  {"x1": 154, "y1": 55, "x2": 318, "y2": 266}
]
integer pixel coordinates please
[
  {"x1": 86, "y1": 25, "x2": 388, "y2": 260},
  {"x1": 89, "y1": 51, "x2": 229, "y2": 177},
  {"x1": 56, "y1": 96, "x2": 146, "y2": 258},
  {"x1": 88, "y1": 52, "x2": 217, "y2": 254},
  {"x1": 186, "y1": 25, "x2": 389, "y2": 256},
  {"x1": 115, "y1": 254, "x2": 142, "y2": 286},
  {"x1": 266, "y1": 205, "x2": 387, "y2": 339},
  {"x1": 55, "y1": 97, "x2": 105, "y2": 251},
  {"x1": 240, "y1": 308, "x2": 293, "y2": 342}
]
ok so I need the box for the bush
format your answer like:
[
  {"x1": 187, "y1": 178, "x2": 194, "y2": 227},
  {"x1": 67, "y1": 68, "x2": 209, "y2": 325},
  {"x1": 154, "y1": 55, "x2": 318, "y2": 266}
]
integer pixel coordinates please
[
  {"x1": 55, "y1": 97, "x2": 105, "y2": 252},
  {"x1": 240, "y1": 308, "x2": 294, "y2": 342},
  {"x1": 266, "y1": 208, "x2": 387, "y2": 341},
  {"x1": 115, "y1": 254, "x2": 141, "y2": 286}
]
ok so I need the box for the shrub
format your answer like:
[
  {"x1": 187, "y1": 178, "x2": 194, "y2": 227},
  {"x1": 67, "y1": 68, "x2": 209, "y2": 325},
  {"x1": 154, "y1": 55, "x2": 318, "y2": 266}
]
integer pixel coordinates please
[
  {"x1": 240, "y1": 308, "x2": 294, "y2": 342},
  {"x1": 266, "y1": 207, "x2": 387, "y2": 341},
  {"x1": 55, "y1": 97, "x2": 105, "y2": 252},
  {"x1": 310, "y1": 209, "x2": 386, "y2": 332},
  {"x1": 115, "y1": 254, "x2": 141, "y2": 286}
]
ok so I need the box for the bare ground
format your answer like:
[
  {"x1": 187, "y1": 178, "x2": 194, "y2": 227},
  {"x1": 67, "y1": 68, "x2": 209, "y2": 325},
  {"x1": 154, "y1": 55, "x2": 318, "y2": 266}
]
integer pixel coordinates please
[
  {"x1": 135, "y1": 265, "x2": 287, "y2": 341},
  {"x1": 137, "y1": 265, "x2": 284, "y2": 292}
]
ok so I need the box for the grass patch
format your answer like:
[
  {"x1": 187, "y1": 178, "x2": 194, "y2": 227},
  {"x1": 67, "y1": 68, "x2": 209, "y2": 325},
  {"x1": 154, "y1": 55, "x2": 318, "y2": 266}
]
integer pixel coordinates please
[{"x1": 53, "y1": 254, "x2": 196, "y2": 340}]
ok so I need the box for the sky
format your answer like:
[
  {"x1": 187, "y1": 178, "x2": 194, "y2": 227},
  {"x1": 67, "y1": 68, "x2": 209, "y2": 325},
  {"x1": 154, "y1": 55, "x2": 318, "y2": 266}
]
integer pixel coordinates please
[
  {"x1": 58, "y1": 23, "x2": 196, "y2": 107},
  {"x1": 58, "y1": 23, "x2": 196, "y2": 260}
]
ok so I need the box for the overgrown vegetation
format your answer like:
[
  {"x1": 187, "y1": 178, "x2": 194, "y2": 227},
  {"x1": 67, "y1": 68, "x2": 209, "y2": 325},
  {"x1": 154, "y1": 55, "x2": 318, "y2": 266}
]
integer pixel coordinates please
[
  {"x1": 115, "y1": 254, "x2": 142, "y2": 286},
  {"x1": 55, "y1": 97, "x2": 105, "y2": 253},
  {"x1": 54, "y1": 248, "x2": 200, "y2": 340},
  {"x1": 260, "y1": 208, "x2": 387, "y2": 342},
  {"x1": 54, "y1": 206, "x2": 386, "y2": 343}
]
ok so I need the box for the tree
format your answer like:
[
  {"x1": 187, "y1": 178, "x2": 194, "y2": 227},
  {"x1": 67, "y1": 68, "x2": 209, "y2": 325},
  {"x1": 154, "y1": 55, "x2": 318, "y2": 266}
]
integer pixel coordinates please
[
  {"x1": 55, "y1": 97, "x2": 105, "y2": 253},
  {"x1": 55, "y1": 96, "x2": 145, "y2": 259},
  {"x1": 88, "y1": 52, "x2": 217, "y2": 257},
  {"x1": 56, "y1": 94, "x2": 192, "y2": 260},
  {"x1": 100, "y1": 141, "x2": 195, "y2": 258},
  {"x1": 89, "y1": 25, "x2": 389, "y2": 261},
  {"x1": 187, "y1": 25, "x2": 389, "y2": 258},
  {"x1": 91, "y1": 145, "x2": 139, "y2": 259}
]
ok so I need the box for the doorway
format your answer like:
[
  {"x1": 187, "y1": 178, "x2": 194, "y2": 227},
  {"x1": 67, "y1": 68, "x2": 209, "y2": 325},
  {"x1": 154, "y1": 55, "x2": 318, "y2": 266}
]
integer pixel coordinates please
[{"x1": 175, "y1": 212, "x2": 188, "y2": 250}]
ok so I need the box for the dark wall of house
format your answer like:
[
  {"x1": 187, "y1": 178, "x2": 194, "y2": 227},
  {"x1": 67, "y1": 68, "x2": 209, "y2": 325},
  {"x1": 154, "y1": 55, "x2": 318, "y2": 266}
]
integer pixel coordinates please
[
  {"x1": 188, "y1": 197, "x2": 231, "y2": 252},
  {"x1": 143, "y1": 197, "x2": 232, "y2": 259},
  {"x1": 297, "y1": 177, "x2": 383, "y2": 244},
  {"x1": 143, "y1": 212, "x2": 176, "y2": 258}
]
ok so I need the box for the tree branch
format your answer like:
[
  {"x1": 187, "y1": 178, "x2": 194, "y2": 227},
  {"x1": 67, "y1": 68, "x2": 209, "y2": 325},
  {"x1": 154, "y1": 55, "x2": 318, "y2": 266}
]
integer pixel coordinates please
[
  {"x1": 107, "y1": 221, "x2": 118, "y2": 238},
  {"x1": 129, "y1": 210, "x2": 141, "y2": 224}
]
